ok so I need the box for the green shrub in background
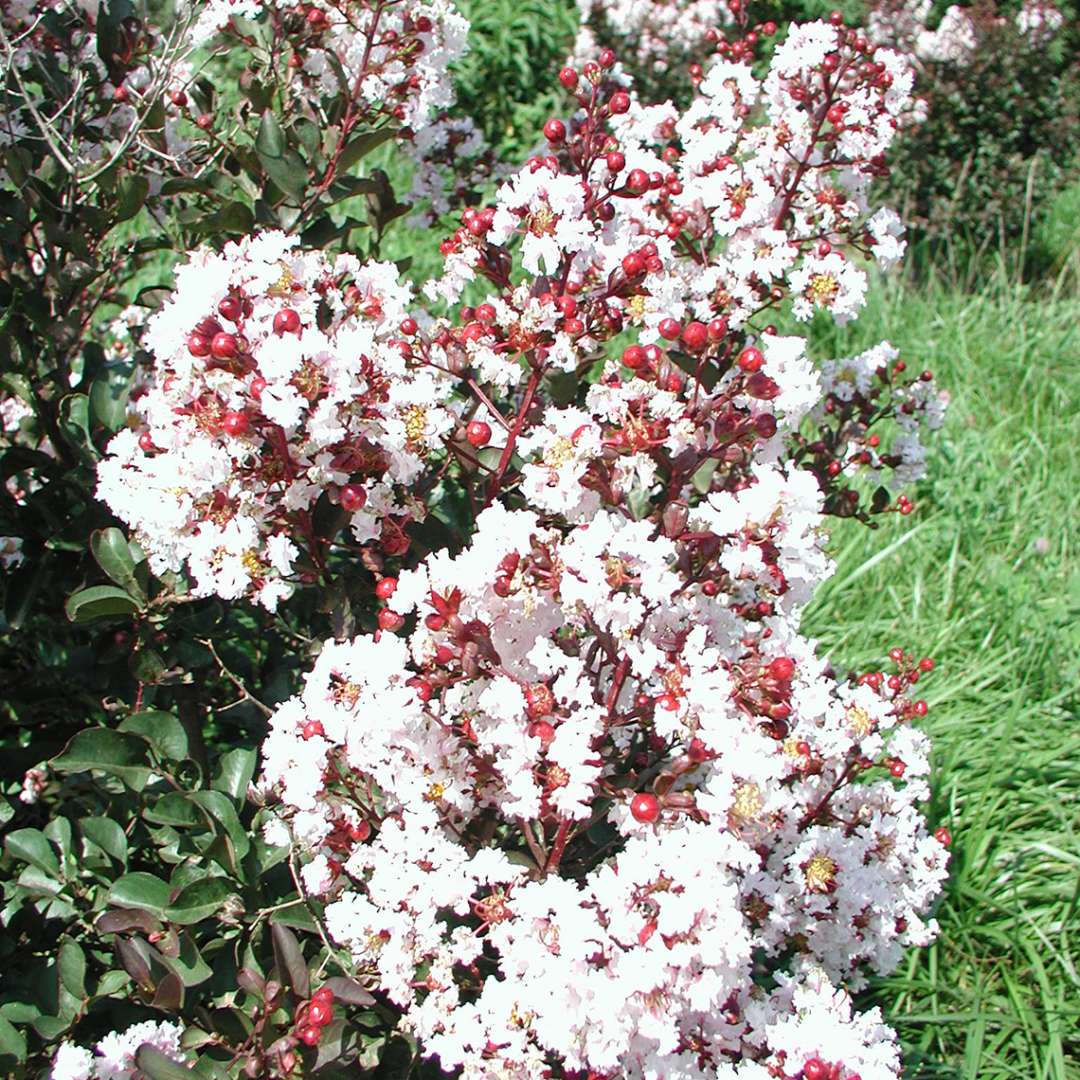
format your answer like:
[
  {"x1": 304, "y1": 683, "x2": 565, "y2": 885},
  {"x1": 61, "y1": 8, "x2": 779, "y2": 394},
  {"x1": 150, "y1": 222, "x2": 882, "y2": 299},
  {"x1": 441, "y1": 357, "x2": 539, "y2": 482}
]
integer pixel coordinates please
[
  {"x1": 880, "y1": 1, "x2": 1080, "y2": 272},
  {"x1": 450, "y1": 0, "x2": 578, "y2": 156}
]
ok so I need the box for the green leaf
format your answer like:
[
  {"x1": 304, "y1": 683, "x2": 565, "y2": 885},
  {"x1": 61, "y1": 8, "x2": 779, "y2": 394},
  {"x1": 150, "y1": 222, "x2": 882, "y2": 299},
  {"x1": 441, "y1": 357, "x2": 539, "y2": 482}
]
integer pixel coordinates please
[
  {"x1": 135, "y1": 1046, "x2": 193, "y2": 1080},
  {"x1": 59, "y1": 393, "x2": 97, "y2": 461},
  {"x1": 268, "y1": 150, "x2": 310, "y2": 201},
  {"x1": 691, "y1": 457, "x2": 720, "y2": 495},
  {"x1": 312, "y1": 1018, "x2": 356, "y2": 1071},
  {"x1": 190, "y1": 200, "x2": 254, "y2": 238},
  {"x1": 44, "y1": 816, "x2": 73, "y2": 870},
  {"x1": 65, "y1": 584, "x2": 141, "y2": 623},
  {"x1": 0, "y1": 1016, "x2": 27, "y2": 1066},
  {"x1": 89, "y1": 362, "x2": 137, "y2": 434},
  {"x1": 119, "y1": 711, "x2": 189, "y2": 761},
  {"x1": 97, "y1": 970, "x2": 131, "y2": 996},
  {"x1": 0, "y1": 371, "x2": 33, "y2": 404},
  {"x1": 190, "y1": 790, "x2": 250, "y2": 859},
  {"x1": 0, "y1": 1003, "x2": 39, "y2": 1024},
  {"x1": 170, "y1": 934, "x2": 213, "y2": 988},
  {"x1": 81, "y1": 816, "x2": 129, "y2": 863},
  {"x1": 255, "y1": 111, "x2": 308, "y2": 200},
  {"x1": 165, "y1": 877, "x2": 235, "y2": 925},
  {"x1": 336, "y1": 126, "x2": 396, "y2": 173},
  {"x1": 324, "y1": 175, "x2": 378, "y2": 208},
  {"x1": 129, "y1": 646, "x2": 167, "y2": 684},
  {"x1": 91, "y1": 527, "x2": 145, "y2": 598},
  {"x1": 211, "y1": 747, "x2": 256, "y2": 801},
  {"x1": 108, "y1": 872, "x2": 171, "y2": 918},
  {"x1": 625, "y1": 486, "x2": 653, "y2": 521},
  {"x1": 33, "y1": 1014, "x2": 72, "y2": 1041},
  {"x1": 52, "y1": 728, "x2": 152, "y2": 790},
  {"x1": 271, "y1": 922, "x2": 310, "y2": 999},
  {"x1": 269, "y1": 903, "x2": 317, "y2": 932},
  {"x1": 4, "y1": 828, "x2": 60, "y2": 877},
  {"x1": 17, "y1": 865, "x2": 63, "y2": 897},
  {"x1": 379, "y1": 1035, "x2": 416, "y2": 1078},
  {"x1": 59, "y1": 938, "x2": 87, "y2": 998},
  {"x1": 144, "y1": 792, "x2": 205, "y2": 829},
  {"x1": 115, "y1": 174, "x2": 149, "y2": 222}
]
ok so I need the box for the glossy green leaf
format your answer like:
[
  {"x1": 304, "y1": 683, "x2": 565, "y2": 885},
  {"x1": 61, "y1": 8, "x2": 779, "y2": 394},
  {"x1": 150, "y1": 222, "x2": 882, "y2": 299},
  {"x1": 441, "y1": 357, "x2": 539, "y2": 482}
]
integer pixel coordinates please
[
  {"x1": 107, "y1": 872, "x2": 171, "y2": 918},
  {"x1": 64, "y1": 584, "x2": 141, "y2": 623},
  {"x1": 58, "y1": 938, "x2": 86, "y2": 998},
  {"x1": 255, "y1": 111, "x2": 308, "y2": 199},
  {"x1": 52, "y1": 728, "x2": 152, "y2": 790},
  {"x1": 115, "y1": 174, "x2": 149, "y2": 222},
  {"x1": 89, "y1": 362, "x2": 137, "y2": 434},
  {"x1": 170, "y1": 934, "x2": 213, "y2": 988},
  {"x1": 164, "y1": 877, "x2": 235, "y2": 925},
  {"x1": 119, "y1": 711, "x2": 189, "y2": 762},
  {"x1": 97, "y1": 970, "x2": 131, "y2": 996},
  {"x1": 90, "y1": 527, "x2": 144, "y2": 597},
  {"x1": 135, "y1": 1046, "x2": 193, "y2": 1080},
  {"x1": 129, "y1": 646, "x2": 167, "y2": 684},
  {"x1": 4, "y1": 828, "x2": 60, "y2": 877},
  {"x1": 211, "y1": 747, "x2": 257, "y2": 800},
  {"x1": 59, "y1": 393, "x2": 97, "y2": 461},
  {"x1": 44, "y1": 816, "x2": 73, "y2": 871},
  {"x1": 190, "y1": 200, "x2": 254, "y2": 238},
  {"x1": 190, "y1": 790, "x2": 250, "y2": 859},
  {"x1": 17, "y1": 865, "x2": 63, "y2": 897},
  {"x1": 81, "y1": 817, "x2": 128, "y2": 863},
  {"x1": 336, "y1": 126, "x2": 396, "y2": 173},
  {"x1": 143, "y1": 792, "x2": 205, "y2": 829},
  {"x1": 0, "y1": 1017, "x2": 27, "y2": 1065}
]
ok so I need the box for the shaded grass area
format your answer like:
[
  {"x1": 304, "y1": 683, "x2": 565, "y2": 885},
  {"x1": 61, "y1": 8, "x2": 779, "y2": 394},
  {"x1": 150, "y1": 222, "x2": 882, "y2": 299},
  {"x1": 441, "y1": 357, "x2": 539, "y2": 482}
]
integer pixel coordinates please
[{"x1": 803, "y1": 275, "x2": 1080, "y2": 1078}]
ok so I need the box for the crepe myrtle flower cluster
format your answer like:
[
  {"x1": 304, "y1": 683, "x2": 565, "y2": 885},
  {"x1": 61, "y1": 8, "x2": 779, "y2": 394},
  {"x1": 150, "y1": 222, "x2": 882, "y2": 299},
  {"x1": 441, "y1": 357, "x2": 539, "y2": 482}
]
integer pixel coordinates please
[
  {"x1": 427, "y1": 17, "x2": 913, "y2": 323},
  {"x1": 867, "y1": 0, "x2": 1066, "y2": 64},
  {"x1": 260, "y1": 501, "x2": 947, "y2": 1079},
  {"x1": 50, "y1": 1020, "x2": 185, "y2": 1080},
  {"x1": 571, "y1": 0, "x2": 736, "y2": 83},
  {"x1": 97, "y1": 231, "x2": 457, "y2": 609},
  {"x1": 252, "y1": 20, "x2": 951, "y2": 1077}
]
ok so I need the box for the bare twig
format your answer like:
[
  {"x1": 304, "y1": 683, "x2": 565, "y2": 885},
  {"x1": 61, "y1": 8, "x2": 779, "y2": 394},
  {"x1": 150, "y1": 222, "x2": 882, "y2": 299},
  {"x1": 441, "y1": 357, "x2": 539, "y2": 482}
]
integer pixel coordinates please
[{"x1": 197, "y1": 636, "x2": 275, "y2": 718}]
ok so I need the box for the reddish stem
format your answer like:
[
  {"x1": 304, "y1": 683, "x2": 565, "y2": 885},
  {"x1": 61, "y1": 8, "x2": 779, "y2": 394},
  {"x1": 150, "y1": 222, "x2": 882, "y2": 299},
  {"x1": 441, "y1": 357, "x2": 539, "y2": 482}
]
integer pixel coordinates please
[{"x1": 483, "y1": 363, "x2": 542, "y2": 507}]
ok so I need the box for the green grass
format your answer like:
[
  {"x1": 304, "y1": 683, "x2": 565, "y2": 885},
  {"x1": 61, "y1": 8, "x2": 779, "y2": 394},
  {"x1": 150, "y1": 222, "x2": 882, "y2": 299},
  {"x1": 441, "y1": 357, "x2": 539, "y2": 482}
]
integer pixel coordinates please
[{"x1": 803, "y1": 272, "x2": 1080, "y2": 1078}]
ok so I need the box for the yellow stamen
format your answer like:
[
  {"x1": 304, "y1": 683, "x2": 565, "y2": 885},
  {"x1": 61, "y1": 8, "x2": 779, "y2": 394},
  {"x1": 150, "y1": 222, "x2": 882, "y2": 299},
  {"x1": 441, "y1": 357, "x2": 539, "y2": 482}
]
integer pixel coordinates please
[
  {"x1": 806, "y1": 272, "x2": 839, "y2": 307},
  {"x1": 804, "y1": 853, "x2": 837, "y2": 893}
]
